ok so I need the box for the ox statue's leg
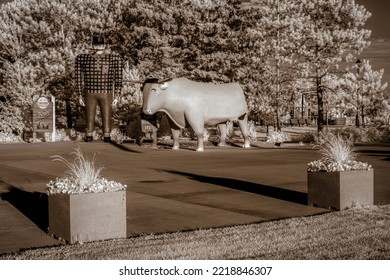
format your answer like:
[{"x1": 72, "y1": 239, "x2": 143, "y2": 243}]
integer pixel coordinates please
[
  {"x1": 238, "y1": 113, "x2": 251, "y2": 148},
  {"x1": 168, "y1": 117, "x2": 180, "y2": 150},
  {"x1": 195, "y1": 128, "x2": 205, "y2": 152},
  {"x1": 185, "y1": 112, "x2": 205, "y2": 152},
  {"x1": 171, "y1": 128, "x2": 180, "y2": 150},
  {"x1": 188, "y1": 121, "x2": 205, "y2": 152},
  {"x1": 217, "y1": 122, "x2": 227, "y2": 147}
]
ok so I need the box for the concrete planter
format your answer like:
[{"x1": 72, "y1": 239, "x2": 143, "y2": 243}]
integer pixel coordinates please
[
  {"x1": 48, "y1": 190, "x2": 127, "y2": 243},
  {"x1": 308, "y1": 169, "x2": 374, "y2": 210}
]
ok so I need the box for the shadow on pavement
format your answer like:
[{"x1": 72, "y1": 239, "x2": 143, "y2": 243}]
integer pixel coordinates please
[
  {"x1": 357, "y1": 149, "x2": 390, "y2": 161},
  {"x1": 109, "y1": 141, "x2": 143, "y2": 153},
  {"x1": 159, "y1": 170, "x2": 307, "y2": 205},
  {"x1": 1, "y1": 186, "x2": 48, "y2": 232}
]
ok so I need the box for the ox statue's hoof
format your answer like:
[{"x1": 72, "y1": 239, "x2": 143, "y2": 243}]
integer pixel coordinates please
[
  {"x1": 243, "y1": 142, "x2": 251, "y2": 148},
  {"x1": 172, "y1": 145, "x2": 180, "y2": 150},
  {"x1": 196, "y1": 147, "x2": 204, "y2": 152},
  {"x1": 218, "y1": 142, "x2": 227, "y2": 147}
]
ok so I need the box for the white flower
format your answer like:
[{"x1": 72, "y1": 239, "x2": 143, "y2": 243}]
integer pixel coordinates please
[
  {"x1": 47, "y1": 177, "x2": 127, "y2": 195},
  {"x1": 308, "y1": 159, "x2": 371, "y2": 172}
]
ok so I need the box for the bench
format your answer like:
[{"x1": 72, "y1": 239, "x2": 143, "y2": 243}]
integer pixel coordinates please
[{"x1": 290, "y1": 119, "x2": 298, "y2": 126}]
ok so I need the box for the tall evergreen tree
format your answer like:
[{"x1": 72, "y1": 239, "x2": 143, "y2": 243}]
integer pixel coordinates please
[
  {"x1": 342, "y1": 59, "x2": 388, "y2": 126},
  {"x1": 256, "y1": 0, "x2": 305, "y2": 130},
  {"x1": 296, "y1": 0, "x2": 371, "y2": 131},
  {"x1": 0, "y1": 0, "x2": 386, "y2": 138}
]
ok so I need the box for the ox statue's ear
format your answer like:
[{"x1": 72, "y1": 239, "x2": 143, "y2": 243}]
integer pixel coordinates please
[{"x1": 159, "y1": 82, "x2": 169, "y2": 90}]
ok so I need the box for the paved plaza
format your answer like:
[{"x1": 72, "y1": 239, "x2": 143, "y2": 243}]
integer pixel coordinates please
[{"x1": 0, "y1": 140, "x2": 389, "y2": 255}]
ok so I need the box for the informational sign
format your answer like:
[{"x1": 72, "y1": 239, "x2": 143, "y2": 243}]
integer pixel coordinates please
[
  {"x1": 141, "y1": 113, "x2": 158, "y2": 140},
  {"x1": 141, "y1": 119, "x2": 156, "y2": 132},
  {"x1": 33, "y1": 96, "x2": 54, "y2": 132},
  {"x1": 141, "y1": 114, "x2": 158, "y2": 132}
]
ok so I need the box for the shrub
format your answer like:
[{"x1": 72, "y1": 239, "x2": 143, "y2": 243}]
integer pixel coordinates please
[
  {"x1": 248, "y1": 120, "x2": 257, "y2": 140},
  {"x1": 0, "y1": 131, "x2": 23, "y2": 143},
  {"x1": 300, "y1": 132, "x2": 317, "y2": 143},
  {"x1": 110, "y1": 128, "x2": 127, "y2": 144},
  {"x1": 44, "y1": 129, "x2": 71, "y2": 142},
  {"x1": 203, "y1": 129, "x2": 210, "y2": 142},
  {"x1": 181, "y1": 127, "x2": 195, "y2": 139},
  {"x1": 157, "y1": 114, "x2": 172, "y2": 138},
  {"x1": 314, "y1": 130, "x2": 333, "y2": 146},
  {"x1": 379, "y1": 127, "x2": 390, "y2": 142},
  {"x1": 266, "y1": 130, "x2": 290, "y2": 143},
  {"x1": 316, "y1": 126, "x2": 390, "y2": 143},
  {"x1": 223, "y1": 121, "x2": 233, "y2": 141}
]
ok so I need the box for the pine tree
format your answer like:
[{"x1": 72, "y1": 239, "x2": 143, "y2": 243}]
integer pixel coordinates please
[
  {"x1": 256, "y1": 0, "x2": 305, "y2": 130},
  {"x1": 342, "y1": 59, "x2": 388, "y2": 126},
  {"x1": 0, "y1": 0, "x2": 126, "y2": 133},
  {"x1": 0, "y1": 0, "x2": 385, "y2": 139},
  {"x1": 295, "y1": 0, "x2": 371, "y2": 131}
]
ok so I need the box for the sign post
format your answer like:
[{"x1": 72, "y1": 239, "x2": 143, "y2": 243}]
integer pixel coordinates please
[{"x1": 51, "y1": 95, "x2": 56, "y2": 141}]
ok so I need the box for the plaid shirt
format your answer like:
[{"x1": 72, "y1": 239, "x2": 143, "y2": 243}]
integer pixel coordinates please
[{"x1": 75, "y1": 52, "x2": 123, "y2": 96}]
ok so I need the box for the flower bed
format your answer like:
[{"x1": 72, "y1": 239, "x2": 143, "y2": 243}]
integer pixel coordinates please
[{"x1": 307, "y1": 159, "x2": 371, "y2": 172}]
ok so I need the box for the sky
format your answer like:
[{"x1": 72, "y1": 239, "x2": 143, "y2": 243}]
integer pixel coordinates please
[
  {"x1": 355, "y1": 0, "x2": 390, "y2": 39},
  {"x1": 1, "y1": 0, "x2": 389, "y2": 89},
  {"x1": 354, "y1": 0, "x2": 390, "y2": 90}
]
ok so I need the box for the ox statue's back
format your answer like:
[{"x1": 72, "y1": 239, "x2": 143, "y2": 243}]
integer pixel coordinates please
[{"x1": 142, "y1": 77, "x2": 251, "y2": 151}]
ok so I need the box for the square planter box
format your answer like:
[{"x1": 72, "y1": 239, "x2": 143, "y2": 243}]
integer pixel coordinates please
[
  {"x1": 308, "y1": 169, "x2": 374, "y2": 210},
  {"x1": 48, "y1": 190, "x2": 127, "y2": 243}
]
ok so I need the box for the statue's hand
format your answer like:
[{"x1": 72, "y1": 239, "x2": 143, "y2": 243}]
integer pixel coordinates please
[
  {"x1": 79, "y1": 96, "x2": 85, "y2": 107},
  {"x1": 112, "y1": 99, "x2": 118, "y2": 107}
]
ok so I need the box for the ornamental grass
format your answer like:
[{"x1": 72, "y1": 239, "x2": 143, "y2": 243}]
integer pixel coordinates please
[
  {"x1": 47, "y1": 146, "x2": 126, "y2": 195},
  {"x1": 308, "y1": 133, "x2": 371, "y2": 172}
]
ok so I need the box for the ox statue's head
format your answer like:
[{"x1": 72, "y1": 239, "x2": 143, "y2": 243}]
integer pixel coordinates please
[{"x1": 142, "y1": 78, "x2": 172, "y2": 115}]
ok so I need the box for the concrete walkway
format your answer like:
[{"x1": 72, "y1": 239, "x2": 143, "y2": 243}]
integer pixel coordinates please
[{"x1": 1, "y1": 140, "x2": 389, "y2": 255}]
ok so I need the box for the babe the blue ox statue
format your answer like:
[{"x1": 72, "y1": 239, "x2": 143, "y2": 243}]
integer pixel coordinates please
[{"x1": 142, "y1": 77, "x2": 251, "y2": 151}]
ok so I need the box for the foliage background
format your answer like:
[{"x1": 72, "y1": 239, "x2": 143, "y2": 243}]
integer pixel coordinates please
[{"x1": 0, "y1": 0, "x2": 389, "y2": 139}]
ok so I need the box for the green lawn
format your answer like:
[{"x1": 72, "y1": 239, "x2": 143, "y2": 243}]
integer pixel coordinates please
[{"x1": 1, "y1": 204, "x2": 389, "y2": 260}]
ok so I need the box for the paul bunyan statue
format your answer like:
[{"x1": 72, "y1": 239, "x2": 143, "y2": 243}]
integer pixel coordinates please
[{"x1": 75, "y1": 35, "x2": 123, "y2": 142}]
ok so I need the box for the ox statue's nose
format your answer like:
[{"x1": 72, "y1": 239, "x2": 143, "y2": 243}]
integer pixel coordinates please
[{"x1": 143, "y1": 108, "x2": 153, "y2": 115}]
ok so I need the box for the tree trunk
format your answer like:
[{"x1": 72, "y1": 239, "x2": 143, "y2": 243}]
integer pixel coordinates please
[
  {"x1": 275, "y1": 102, "x2": 281, "y2": 131},
  {"x1": 316, "y1": 79, "x2": 324, "y2": 132},
  {"x1": 355, "y1": 109, "x2": 360, "y2": 128},
  {"x1": 66, "y1": 97, "x2": 72, "y2": 129},
  {"x1": 64, "y1": 84, "x2": 72, "y2": 129},
  {"x1": 317, "y1": 94, "x2": 324, "y2": 132}
]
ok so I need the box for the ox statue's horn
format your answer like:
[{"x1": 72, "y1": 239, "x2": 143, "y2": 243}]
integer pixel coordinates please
[
  {"x1": 123, "y1": 79, "x2": 144, "y2": 84},
  {"x1": 158, "y1": 78, "x2": 173, "y2": 84}
]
